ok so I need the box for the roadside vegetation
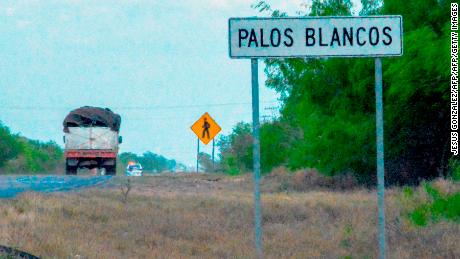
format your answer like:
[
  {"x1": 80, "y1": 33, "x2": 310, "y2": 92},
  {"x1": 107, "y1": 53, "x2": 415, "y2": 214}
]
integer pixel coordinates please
[
  {"x1": 0, "y1": 123, "x2": 63, "y2": 174},
  {"x1": 218, "y1": 0, "x2": 454, "y2": 185},
  {"x1": 0, "y1": 174, "x2": 458, "y2": 258},
  {"x1": 209, "y1": 2, "x2": 460, "y2": 255},
  {"x1": 213, "y1": 1, "x2": 460, "y2": 235},
  {"x1": 0, "y1": 122, "x2": 182, "y2": 175}
]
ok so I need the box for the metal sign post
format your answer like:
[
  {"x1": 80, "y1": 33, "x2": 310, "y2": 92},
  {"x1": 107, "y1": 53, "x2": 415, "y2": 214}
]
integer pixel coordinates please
[
  {"x1": 196, "y1": 137, "x2": 200, "y2": 173},
  {"x1": 212, "y1": 139, "x2": 215, "y2": 172},
  {"x1": 375, "y1": 57, "x2": 386, "y2": 259},
  {"x1": 228, "y1": 16, "x2": 402, "y2": 259},
  {"x1": 251, "y1": 58, "x2": 263, "y2": 258}
]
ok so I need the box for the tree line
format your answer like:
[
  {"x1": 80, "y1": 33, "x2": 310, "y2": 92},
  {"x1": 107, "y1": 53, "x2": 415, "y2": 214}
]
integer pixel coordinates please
[
  {"x1": 216, "y1": 0, "x2": 457, "y2": 185},
  {"x1": 0, "y1": 123, "x2": 63, "y2": 174},
  {"x1": 0, "y1": 122, "x2": 181, "y2": 174},
  {"x1": 118, "y1": 152, "x2": 180, "y2": 173}
]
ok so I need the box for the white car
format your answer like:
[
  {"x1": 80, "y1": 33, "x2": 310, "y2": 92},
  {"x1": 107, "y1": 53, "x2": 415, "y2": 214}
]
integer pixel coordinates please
[{"x1": 125, "y1": 163, "x2": 143, "y2": 176}]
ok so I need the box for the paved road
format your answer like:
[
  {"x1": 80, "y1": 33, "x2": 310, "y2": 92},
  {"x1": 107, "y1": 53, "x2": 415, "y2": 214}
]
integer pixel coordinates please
[{"x1": 0, "y1": 175, "x2": 113, "y2": 198}]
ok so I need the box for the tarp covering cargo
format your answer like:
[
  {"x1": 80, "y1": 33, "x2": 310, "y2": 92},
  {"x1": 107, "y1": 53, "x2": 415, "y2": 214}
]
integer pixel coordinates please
[
  {"x1": 63, "y1": 106, "x2": 121, "y2": 132},
  {"x1": 65, "y1": 127, "x2": 118, "y2": 150}
]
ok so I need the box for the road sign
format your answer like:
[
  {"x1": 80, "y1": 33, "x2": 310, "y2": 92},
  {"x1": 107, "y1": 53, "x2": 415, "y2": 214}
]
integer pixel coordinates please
[
  {"x1": 191, "y1": 112, "x2": 221, "y2": 145},
  {"x1": 229, "y1": 15, "x2": 403, "y2": 259},
  {"x1": 229, "y1": 16, "x2": 402, "y2": 58}
]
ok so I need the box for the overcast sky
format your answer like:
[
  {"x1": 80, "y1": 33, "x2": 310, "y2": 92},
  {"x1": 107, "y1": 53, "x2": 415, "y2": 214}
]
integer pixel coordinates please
[{"x1": 0, "y1": 0, "x2": 362, "y2": 168}]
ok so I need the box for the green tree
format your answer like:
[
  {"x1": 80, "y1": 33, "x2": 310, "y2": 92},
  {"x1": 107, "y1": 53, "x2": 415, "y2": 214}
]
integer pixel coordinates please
[
  {"x1": 219, "y1": 0, "x2": 453, "y2": 184},
  {"x1": 218, "y1": 122, "x2": 252, "y2": 174},
  {"x1": 0, "y1": 123, "x2": 21, "y2": 168},
  {"x1": 260, "y1": 121, "x2": 301, "y2": 173},
  {"x1": 9, "y1": 138, "x2": 63, "y2": 173},
  {"x1": 218, "y1": 120, "x2": 301, "y2": 174}
]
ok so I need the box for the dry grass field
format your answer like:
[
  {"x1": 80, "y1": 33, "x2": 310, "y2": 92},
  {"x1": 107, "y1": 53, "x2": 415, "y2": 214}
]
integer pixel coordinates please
[{"x1": 0, "y1": 172, "x2": 459, "y2": 259}]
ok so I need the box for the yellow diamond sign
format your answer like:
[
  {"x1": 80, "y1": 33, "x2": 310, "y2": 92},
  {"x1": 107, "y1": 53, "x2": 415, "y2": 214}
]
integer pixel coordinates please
[{"x1": 191, "y1": 112, "x2": 221, "y2": 145}]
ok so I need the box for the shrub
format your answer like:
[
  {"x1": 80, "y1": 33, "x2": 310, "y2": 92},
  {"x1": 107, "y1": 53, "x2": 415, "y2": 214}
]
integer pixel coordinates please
[
  {"x1": 3, "y1": 138, "x2": 63, "y2": 174},
  {"x1": 264, "y1": 167, "x2": 360, "y2": 192},
  {"x1": 448, "y1": 158, "x2": 460, "y2": 182},
  {"x1": 0, "y1": 123, "x2": 21, "y2": 168},
  {"x1": 408, "y1": 183, "x2": 460, "y2": 226}
]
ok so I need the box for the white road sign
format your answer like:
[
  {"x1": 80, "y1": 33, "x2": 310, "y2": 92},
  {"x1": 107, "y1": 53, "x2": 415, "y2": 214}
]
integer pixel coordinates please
[{"x1": 229, "y1": 16, "x2": 403, "y2": 58}]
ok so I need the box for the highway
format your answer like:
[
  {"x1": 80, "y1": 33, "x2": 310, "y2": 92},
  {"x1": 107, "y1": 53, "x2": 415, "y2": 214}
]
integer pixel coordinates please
[{"x1": 0, "y1": 175, "x2": 113, "y2": 198}]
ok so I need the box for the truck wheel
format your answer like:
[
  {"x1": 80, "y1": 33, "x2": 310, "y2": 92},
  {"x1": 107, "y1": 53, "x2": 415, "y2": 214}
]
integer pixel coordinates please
[{"x1": 66, "y1": 165, "x2": 77, "y2": 175}]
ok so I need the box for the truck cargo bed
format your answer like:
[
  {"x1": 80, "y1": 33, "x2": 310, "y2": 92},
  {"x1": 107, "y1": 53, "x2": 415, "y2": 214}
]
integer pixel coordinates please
[{"x1": 64, "y1": 127, "x2": 119, "y2": 151}]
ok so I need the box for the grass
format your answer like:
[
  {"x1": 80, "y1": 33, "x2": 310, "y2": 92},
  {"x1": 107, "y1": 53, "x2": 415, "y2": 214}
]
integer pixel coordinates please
[{"x1": 0, "y1": 173, "x2": 459, "y2": 258}]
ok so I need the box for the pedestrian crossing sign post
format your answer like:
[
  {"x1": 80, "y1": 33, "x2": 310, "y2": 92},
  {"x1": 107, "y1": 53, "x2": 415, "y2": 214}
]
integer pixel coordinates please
[
  {"x1": 191, "y1": 112, "x2": 221, "y2": 145},
  {"x1": 191, "y1": 112, "x2": 221, "y2": 173}
]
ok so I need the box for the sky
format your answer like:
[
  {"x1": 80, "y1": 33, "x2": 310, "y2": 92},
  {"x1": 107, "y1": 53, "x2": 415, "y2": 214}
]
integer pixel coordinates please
[{"x1": 0, "y1": 0, "x2": 362, "y2": 168}]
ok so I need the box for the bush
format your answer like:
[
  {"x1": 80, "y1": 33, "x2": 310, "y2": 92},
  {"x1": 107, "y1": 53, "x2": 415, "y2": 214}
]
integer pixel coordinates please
[
  {"x1": 0, "y1": 123, "x2": 21, "y2": 168},
  {"x1": 406, "y1": 182, "x2": 460, "y2": 226},
  {"x1": 263, "y1": 167, "x2": 360, "y2": 192},
  {"x1": 218, "y1": 122, "x2": 252, "y2": 174},
  {"x1": 3, "y1": 138, "x2": 63, "y2": 174},
  {"x1": 0, "y1": 123, "x2": 63, "y2": 174}
]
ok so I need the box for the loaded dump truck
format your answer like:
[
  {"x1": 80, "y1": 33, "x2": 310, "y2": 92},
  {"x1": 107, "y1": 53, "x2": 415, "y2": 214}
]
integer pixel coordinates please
[{"x1": 63, "y1": 106, "x2": 122, "y2": 175}]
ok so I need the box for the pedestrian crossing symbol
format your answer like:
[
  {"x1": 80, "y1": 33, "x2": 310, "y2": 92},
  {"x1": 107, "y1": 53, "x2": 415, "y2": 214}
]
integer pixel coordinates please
[{"x1": 191, "y1": 112, "x2": 221, "y2": 145}]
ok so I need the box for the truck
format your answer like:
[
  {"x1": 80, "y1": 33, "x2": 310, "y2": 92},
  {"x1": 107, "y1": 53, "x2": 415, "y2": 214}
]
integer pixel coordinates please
[{"x1": 63, "y1": 106, "x2": 122, "y2": 175}]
